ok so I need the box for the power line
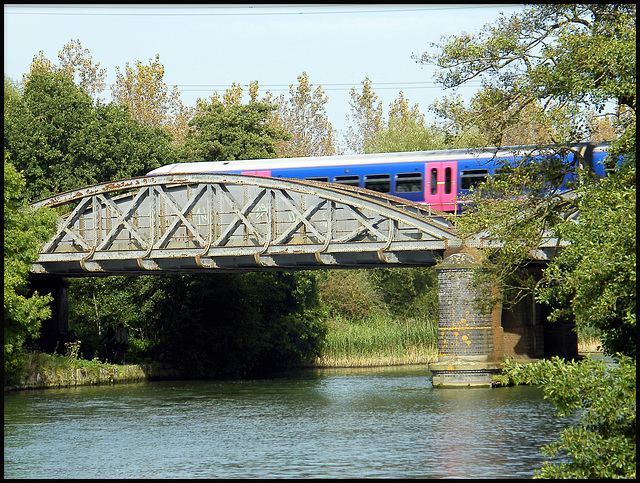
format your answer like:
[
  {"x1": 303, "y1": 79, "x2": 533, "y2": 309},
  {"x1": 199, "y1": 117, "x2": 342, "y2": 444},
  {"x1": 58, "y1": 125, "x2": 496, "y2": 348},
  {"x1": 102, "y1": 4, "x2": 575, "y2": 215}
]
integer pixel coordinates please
[
  {"x1": 173, "y1": 82, "x2": 453, "y2": 89},
  {"x1": 5, "y1": 4, "x2": 524, "y2": 16},
  {"x1": 103, "y1": 82, "x2": 483, "y2": 93}
]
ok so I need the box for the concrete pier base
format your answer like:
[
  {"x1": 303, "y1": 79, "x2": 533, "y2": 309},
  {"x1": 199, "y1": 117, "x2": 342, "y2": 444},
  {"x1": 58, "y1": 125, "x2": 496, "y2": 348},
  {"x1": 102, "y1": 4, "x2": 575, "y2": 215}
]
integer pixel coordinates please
[{"x1": 429, "y1": 360, "x2": 503, "y2": 387}]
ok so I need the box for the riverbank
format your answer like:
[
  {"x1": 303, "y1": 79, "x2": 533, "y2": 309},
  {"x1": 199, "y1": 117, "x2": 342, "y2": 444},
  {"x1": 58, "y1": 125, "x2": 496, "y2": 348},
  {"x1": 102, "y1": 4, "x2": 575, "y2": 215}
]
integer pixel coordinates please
[
  {"x1": 4, "y1": 352, "x2": 181, "y2": 392},
  {"x1": 15, "y1": 363, "x2": 182, "y2": 390},
  {"x1": 5, "y1": 352, "x2": 435, "y2": 392},
  {"x1": 6, "y1": 338, "x2": 602, "y2": 392}
]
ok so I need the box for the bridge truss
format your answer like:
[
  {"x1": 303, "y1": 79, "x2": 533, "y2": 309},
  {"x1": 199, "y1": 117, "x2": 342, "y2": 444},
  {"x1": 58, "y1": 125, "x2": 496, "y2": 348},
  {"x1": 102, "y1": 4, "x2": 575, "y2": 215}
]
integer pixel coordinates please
[{"x1": 30, "y1": 174, "x2": 469, "y2": 276}]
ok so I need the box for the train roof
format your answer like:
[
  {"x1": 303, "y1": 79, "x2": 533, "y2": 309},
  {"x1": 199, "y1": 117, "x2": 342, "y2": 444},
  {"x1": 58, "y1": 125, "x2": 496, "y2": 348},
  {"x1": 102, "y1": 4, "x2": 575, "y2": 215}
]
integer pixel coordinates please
[{"x1": 147, "y1": 142, "x2": 610, "y2": 175}]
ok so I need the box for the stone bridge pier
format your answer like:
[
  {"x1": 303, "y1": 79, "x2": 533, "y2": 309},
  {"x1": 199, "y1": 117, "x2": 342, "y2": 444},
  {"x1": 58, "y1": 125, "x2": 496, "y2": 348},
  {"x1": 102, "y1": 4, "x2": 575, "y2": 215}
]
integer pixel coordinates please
[
  {"x1": 429, "y1": 248, "x2": 578, "y2": 387},
  {"x1": 429, "y1": 248, "x2": 503, "y2": 387}
]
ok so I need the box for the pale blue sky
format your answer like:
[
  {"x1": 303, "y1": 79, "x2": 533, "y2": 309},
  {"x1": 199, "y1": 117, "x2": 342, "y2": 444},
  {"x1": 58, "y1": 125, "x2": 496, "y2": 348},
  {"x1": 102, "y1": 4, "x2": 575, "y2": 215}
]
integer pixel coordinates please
[{"x1": 4, "y1": 4, "x2": 525, "y2": 148}]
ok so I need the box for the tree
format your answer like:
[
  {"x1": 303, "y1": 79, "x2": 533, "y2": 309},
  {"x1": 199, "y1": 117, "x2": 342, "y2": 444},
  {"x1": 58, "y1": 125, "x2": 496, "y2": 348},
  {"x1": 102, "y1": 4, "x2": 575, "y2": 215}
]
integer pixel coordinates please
[
  {"x1": 196, "y1": 80, "x2": 275, "y2": 111},
  {"x1": 4, "y1": 71, "x2": 175, "y2": 202},
  {"x1": 416, "y1": 5, "x2": 635, "y2": 148},
  {"x1": 24, "y1": 39, "x2": 108, "y2": 103},
  {"x1": 318, "y1": 270, "x2": 387, "y2": 322},
  {"x1": 416, "y1": 3, "x2": 635, "y2": 476},
  {"x1": 111, "y1": 54, "x2": 194, "y2": 144},
  {"x1": 537, "y1": 160, "x2": 636, "y2": 357},
  {"x1": 344, "y1": 77, "x2": 384, "y2": 154},
  {"x1": 182, "y1": 101, "x2": 290, "y2": 162},
  {"x1": 56, "y1": 39, "x2": 108, "y2": 102},
  {"x1": 4, "y1": 157, "x2": 57, "y2": 379},
  {"x1": 60, "y1": 84, "x2": 323, "y2": 375},
  {"x1": 416, "y1": 4, "x2": 636, "y2": 348},
  {"x1": 5, "y1": 70, "x2": 95, "y2": 201},
  {"x1": 370, "y1": 267, "x2": 439, "y2": 322},
  {"x1": 387, "y1": 90, "x2": 424, "y2": 126},
  {"x1": 68, "y1": 275, "x2": 172, "y2": 362},
  {"x1": 364, "y1": 116, "x2": 490, "y2": 154},
  {"x1": 271, "y1": 72, "x2": 336, "y2": 157},
  {"x1": 362, "y1": 90, "x2": 486, "y2": 154}
]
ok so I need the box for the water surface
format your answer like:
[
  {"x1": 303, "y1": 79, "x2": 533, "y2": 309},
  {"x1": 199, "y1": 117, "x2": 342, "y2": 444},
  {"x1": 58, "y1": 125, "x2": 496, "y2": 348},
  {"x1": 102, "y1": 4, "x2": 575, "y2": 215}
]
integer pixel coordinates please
[{"x1": 4, "y1": 365, "x2": 572, "y2": 478}]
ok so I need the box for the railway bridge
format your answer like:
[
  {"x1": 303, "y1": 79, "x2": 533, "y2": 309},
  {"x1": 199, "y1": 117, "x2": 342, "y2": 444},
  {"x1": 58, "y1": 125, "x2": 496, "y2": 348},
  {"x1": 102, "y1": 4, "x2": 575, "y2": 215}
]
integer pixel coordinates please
[{"x1": 29, "y1": 174, "x2": 578, "y2": 386}]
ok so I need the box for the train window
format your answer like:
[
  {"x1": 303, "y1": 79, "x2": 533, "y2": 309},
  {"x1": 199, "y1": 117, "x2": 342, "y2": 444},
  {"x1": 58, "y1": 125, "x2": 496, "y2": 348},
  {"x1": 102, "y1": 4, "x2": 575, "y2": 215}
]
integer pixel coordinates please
[
  {"x1": 305, "y1": 176, "x2": 329, "y2": 182},
  {"x1": 460, "y1": 169, "x2": 489, "y2": 189},
  {"x1": 364, "y1": 174, "x2": 391, "y2": 193},
  {"x1": 395, "y1": 173, "x2": 422, "y2": 193},
  {"x1": 445, "y1": 167, "x2": 452, "y2": 194},
  {"x1": 334, "y1": 175, "x2": 360, "y2": 187},
  {"x1": 430, "y1": 168, "x2": 438, "y2": 195}
]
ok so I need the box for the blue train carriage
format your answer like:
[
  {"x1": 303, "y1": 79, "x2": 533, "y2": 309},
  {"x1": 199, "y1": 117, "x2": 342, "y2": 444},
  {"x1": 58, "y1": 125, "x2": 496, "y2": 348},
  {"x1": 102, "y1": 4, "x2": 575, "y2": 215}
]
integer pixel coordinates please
[{"x1": 146, "y1": 142, "x2": 610, "y2": 212}]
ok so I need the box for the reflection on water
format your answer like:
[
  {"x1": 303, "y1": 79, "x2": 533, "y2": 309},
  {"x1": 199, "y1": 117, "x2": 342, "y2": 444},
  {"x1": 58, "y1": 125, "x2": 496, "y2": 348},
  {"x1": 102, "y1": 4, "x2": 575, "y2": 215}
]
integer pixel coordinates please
[{"x1": 4, "y1": 365, "x2": 573, "y2": 478}]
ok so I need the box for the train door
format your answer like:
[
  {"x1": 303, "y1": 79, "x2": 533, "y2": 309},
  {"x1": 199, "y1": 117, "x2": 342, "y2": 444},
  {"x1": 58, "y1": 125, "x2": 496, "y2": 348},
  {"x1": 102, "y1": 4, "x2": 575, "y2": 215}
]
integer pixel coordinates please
[{"x1": 424, "y1": 162, "x2": 457, "y2": 211}]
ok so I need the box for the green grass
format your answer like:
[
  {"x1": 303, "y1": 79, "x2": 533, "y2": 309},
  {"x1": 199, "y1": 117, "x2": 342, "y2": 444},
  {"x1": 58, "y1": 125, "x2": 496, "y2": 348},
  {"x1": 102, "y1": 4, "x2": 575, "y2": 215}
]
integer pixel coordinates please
[
  {"x1": 314, "y1": 315, "x2": 438, "y2": 367},
  {"x1": 4, "y1": 348, "x2": 127, "y2": 389},
  {"x1": 17, "y1": 350, "x2": 116, "y2": 375}
]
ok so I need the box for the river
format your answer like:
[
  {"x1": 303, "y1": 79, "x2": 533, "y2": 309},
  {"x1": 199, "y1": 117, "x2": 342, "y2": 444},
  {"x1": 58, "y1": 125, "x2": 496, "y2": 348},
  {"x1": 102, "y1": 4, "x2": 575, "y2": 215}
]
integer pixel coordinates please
[{"x1": 4, "y1": 365, "x2": 574, "y2": 479}]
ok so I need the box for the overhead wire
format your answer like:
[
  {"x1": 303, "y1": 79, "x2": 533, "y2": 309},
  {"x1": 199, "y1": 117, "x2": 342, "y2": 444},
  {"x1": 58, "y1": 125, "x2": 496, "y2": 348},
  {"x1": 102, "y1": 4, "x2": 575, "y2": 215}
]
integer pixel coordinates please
[{"x1": 5, "y1": 4, "x2": 524, "y2": 16}]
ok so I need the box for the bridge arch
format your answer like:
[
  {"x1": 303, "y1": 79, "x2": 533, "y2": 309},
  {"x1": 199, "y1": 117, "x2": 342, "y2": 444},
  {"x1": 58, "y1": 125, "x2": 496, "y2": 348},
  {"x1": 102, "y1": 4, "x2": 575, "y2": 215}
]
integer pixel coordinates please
[{"x1": 30, "y1": 174, "x2": 463, "y2": 276}]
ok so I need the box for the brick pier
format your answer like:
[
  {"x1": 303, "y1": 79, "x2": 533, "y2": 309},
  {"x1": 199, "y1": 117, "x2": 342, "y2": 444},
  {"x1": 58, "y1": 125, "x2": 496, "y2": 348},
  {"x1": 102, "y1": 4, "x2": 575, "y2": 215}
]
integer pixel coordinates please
[{"x1": 429, "y1": 248, "x2": 577, "y2": 387}]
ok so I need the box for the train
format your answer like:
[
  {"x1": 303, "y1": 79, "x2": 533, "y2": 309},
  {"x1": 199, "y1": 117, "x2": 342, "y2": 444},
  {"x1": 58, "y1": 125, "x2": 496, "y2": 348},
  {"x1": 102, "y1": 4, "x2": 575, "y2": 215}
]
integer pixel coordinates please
[{"x1": 146, "y1": 142, "x2": 610, "y2": 212}]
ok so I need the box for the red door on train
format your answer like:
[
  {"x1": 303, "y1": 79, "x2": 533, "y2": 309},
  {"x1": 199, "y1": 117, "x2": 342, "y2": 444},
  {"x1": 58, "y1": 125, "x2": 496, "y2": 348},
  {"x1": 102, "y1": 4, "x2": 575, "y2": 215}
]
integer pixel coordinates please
[{"x1": 424, "y1": 161, "x2": 457, "y2": 211}]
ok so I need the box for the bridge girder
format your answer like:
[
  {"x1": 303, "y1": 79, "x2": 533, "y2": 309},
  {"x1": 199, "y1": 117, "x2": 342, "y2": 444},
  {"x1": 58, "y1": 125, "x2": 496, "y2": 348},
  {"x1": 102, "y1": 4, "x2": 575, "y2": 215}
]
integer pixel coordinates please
[{"x1": 30, "y1": 174, "x2": 475, "y2": 276}]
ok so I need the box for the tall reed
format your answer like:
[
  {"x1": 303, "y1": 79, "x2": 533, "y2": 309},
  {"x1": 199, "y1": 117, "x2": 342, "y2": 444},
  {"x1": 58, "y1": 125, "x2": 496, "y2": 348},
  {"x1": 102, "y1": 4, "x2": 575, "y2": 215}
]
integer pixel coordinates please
[{"x1": 314, "y1": 315, "x2": 438, "y2": 367}]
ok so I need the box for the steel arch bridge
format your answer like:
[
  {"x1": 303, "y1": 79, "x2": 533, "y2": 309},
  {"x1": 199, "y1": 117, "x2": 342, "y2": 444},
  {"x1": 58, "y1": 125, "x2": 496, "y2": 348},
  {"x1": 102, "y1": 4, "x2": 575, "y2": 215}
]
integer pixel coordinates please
[
  {"x1": 28, "y1": 174, "x2": 461, "y2": 276},
  {"x1": 29, "y1": 174, "x2": 563, "y2": 276}
]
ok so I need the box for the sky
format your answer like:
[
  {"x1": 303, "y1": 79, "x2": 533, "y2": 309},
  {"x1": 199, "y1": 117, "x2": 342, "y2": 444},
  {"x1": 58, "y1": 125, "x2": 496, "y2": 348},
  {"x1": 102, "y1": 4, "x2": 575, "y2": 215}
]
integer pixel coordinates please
[{"x1": 4, "y1": 3, "x2": 526, "y2": 150}]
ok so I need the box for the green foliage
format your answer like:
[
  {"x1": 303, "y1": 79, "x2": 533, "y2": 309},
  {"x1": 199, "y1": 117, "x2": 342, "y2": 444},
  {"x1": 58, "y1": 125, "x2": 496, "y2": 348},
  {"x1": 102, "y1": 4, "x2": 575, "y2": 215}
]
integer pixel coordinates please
[
  {"x1": 150, "y1": 272, "x2": 327, "y2": 377},
  {"x1": 271, "y1": 72, "x2": 336, "y2": 157},
  {"x1": 318, "y1": 270, "x2": 387, "y2": 322},
  {"x1": 182, "y1": 101, "x2": 290, "y2": 161},
  {"x1": 364, "y1": 118, "x2": 442, "y2": 153},
  {"x1": 345, "y1": 77, "x2": 384, "y2": 154},
  {"x1": 64, "y1": 340, "x2": 82, "y2": 360},
  {"x1": 316, "y1": 268, "x2": 439, "y2": 365},
  {"x1": 69, "y1": 272, "x2": 328, "y2": 377},
  {"x1": 4, "y1": 70, "x2": 175, "y2": 202},
  {"x1": 68, "y1": 276, "x2": 167, "y2": 361},
  {"x1": 111, "y1": 53, "x2": 193, "y2": 143},
  {"x1": 318, "y1": 267, "x2": 439, "y2": 328},
  {"x1": 4, "y1": 158, "x2": 57, "y2": 379},
  {"x1": 364, "y1": 117, "x2": 487, "y2": 154},
  {"x1": 369, "y1": 267, "x2": 438, "y2": 321},
  {"x1": 68, "y1": 102, "x2": 176, "y2": 183},
  {"x1": 11, "y1": 350, "x2": 126, "y2": 387},
  {"x1": 494, "y1": 355, "x2": 636, "y2": 479},
  {"x1": 421, "y1": 5, "x2": 636, "y2": 477},
  {"x1": 537, "y1": 162, "x2": 636, "y2": 357},
  {"x1": 429, "y1": 4, "x2": 636, "y2": 357},
  {"x1": 416, "y1": 4, "x2": 635, "y2": 146}
]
